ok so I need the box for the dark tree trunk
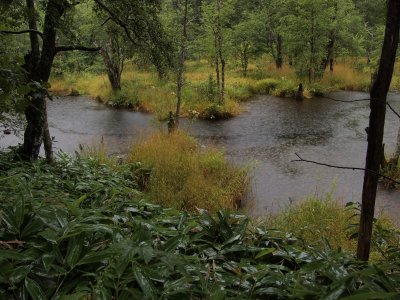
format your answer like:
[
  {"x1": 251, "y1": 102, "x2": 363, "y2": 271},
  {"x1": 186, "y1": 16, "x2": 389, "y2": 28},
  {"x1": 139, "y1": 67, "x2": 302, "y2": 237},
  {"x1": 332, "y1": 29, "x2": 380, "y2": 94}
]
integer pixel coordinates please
[
  {"x1": 22, "y1": 0, "x2": 66, "y2": 162},
  {"x1": 275, "y1": 34, "x2": 283, "y2": 69},
  {"x1": 216, "y1": 0, "x2": 225, "y2": 104},
  {"x1": 214, "y1": 33, "x2": 221, "y2": 99},
  {"x1": 100, "y1": 35, "x2": 124, "y2": 91},
  {"x1": 240, "y1": 45, "x2": 248, "y2": 77},
  {"x1": 322, "y1": 39, "x2": 334, "y2": 73},
  {"x1": 175, "y1": 0, "x2": 189, "y2": 125},
  {"x1": 357, "y1": 0, "x2": 400, "y2": 261}
]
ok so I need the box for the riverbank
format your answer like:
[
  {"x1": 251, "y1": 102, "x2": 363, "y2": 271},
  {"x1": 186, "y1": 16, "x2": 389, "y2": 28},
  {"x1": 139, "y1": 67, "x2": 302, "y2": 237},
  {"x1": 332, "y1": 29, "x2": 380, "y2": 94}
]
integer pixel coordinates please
[
  {"x1": 1, "y1": 148, "x2": 399, "y2": 298},
  {"x1": 50, "y1": 59, "x2": 395, "y2": 120}
]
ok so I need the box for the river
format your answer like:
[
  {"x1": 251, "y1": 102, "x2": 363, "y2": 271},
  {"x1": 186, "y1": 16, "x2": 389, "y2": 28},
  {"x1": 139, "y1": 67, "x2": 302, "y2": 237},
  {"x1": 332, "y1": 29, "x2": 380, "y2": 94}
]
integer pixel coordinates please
[{"x1": 1, "y1": 92, "x2": 399, "y2": 220}]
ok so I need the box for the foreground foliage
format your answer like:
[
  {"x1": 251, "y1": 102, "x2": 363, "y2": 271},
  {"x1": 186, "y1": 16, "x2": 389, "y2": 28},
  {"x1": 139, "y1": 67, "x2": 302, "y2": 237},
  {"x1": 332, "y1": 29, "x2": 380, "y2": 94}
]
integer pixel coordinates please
[{"x1": 0, "y1": 151, "x2": 400, "y2": 299}]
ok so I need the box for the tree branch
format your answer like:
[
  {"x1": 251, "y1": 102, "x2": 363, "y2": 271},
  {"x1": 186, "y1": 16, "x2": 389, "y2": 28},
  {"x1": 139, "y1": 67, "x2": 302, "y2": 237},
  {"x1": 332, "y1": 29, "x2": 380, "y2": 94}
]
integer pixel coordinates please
[
  {"x1": 387, "y1": 102, "x2": 400, "y2": 119},
  {"x1": 324, "y1": 95, "x2": 400, "y2": 119},
  {"x1": 292, "y1": 153, "x2": 400, "y2": 185},
  {"x1": 55, "y1": 45, "x2": 101, "y2": 53},
  {"x1": 93, "y1": 0, "x2": 140, "y2": 46},
  {"x1": 323, "y1": 95, "x2": 370, "y2": 103},
  {"x1": 0, "y1": 29, "x2": 43, "y2": 39}
]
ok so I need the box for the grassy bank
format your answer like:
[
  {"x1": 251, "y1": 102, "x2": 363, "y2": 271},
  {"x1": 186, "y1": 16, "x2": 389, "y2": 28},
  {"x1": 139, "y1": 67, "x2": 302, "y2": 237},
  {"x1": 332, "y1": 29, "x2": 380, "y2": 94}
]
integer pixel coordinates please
[
  {"x1": 1, "y1": 149, "x2": 400, "y2": 299},
  {"x1": 50, "y1": 57, "x2": 400, "y2": 120}
]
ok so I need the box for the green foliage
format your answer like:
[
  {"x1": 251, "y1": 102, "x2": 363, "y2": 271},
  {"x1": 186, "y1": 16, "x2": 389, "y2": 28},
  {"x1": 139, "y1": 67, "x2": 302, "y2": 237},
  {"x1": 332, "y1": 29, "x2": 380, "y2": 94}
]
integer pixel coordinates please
[
  {"x1": 201, "y1": 103, "x2": 233, "y2": 120},
  {"x1": 109, "y1": 88, "x2": 140, "y2": 109},
  {"x1": 272, "y1": 78, "x2": 298, "y2": 98},
  {"x1": 0, "y1": 151, "x2": 400, "y2": 299}
]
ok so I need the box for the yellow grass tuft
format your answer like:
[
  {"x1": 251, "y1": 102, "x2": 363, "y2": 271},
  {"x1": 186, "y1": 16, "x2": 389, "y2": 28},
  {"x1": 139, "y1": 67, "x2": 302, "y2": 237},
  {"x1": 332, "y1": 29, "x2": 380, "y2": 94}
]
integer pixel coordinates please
[{"x1": 127, "y1": 130, "x2": 249, "y2": 212}]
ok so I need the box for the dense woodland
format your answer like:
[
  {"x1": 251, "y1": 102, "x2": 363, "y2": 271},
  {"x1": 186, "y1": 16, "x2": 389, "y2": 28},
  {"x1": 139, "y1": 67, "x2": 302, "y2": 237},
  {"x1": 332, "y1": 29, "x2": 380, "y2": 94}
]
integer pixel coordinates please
[{"x1": 1, "y1": 0, "x2": 400, "y2": 299}]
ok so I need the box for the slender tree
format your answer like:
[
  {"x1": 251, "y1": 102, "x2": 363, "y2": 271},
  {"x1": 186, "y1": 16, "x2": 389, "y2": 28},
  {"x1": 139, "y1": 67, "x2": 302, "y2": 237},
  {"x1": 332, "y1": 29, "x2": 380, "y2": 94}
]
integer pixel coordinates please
[
  {"x1": 175, "y1": 0, "x2": 189, "y2": 125},
  {"x1": 357, "y1": 0, "x2": 400, "y2": 261}
]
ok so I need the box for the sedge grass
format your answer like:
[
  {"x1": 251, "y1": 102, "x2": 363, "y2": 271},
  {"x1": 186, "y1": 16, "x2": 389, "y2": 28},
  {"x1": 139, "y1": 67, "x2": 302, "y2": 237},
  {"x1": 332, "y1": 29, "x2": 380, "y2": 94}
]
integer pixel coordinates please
[
  {"x1": 50, "y1": 58, "x2": 400, "y2": 121},
  {"x1": 127, "y1": 130, "x2": 249, "y2": 212}
]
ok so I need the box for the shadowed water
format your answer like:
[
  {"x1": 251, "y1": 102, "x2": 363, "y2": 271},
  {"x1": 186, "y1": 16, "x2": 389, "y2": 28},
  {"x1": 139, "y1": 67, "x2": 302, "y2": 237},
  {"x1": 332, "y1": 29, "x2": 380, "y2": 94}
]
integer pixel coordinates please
[{"x1": 1, "y1": 92, "x2": 399, "y2": 220}]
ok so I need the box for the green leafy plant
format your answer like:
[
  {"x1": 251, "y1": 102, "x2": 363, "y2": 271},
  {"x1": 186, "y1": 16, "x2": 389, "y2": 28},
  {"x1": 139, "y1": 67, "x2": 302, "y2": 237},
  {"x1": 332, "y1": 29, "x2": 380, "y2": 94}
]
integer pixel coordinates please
[{"x1": 0, "y1": 151, "x2": 399, "y2": 299}]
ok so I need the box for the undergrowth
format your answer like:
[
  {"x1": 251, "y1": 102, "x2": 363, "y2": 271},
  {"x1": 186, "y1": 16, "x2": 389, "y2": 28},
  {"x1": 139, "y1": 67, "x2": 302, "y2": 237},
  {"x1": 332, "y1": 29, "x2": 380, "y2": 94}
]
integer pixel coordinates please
[{"x1": 1, "y1": 150, "x2": 400, "y2": 299}]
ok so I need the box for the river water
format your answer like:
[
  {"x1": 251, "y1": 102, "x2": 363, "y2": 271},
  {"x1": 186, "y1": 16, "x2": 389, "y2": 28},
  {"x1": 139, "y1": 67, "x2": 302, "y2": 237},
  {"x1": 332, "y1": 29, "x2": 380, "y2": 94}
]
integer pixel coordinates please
[{"x1": 1, "y1": 92, "x2": 399, "y2": 220}]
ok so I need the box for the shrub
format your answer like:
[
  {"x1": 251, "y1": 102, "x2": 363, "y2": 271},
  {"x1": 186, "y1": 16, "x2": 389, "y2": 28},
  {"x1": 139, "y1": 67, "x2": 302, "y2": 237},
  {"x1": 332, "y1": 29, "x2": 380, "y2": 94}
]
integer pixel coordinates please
[
  {"x1": 309, "y1": 83, "x2": 326, "y2": 97},
  {"x1": 109, "y1": 88, "x2": 140, "y2": 109},
  {"x1": 272, "y1": 79, "x2": 298, "y2": 98},
  {"x1": 200, "y1": 103, "x2": 233, "y2": 120},
  {"x1": 248, "y1": 78, "x2": 280, "y2": 94}
]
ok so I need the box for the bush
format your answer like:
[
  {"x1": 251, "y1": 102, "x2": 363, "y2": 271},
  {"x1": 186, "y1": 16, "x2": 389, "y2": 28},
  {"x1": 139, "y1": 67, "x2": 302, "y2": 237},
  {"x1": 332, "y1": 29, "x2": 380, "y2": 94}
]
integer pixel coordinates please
[
  {"x1": 272, "y1": 79, "x2": 298, "y2": 98},
  {"x1": 109, "y1": 88, "x2": 140, "y2": 109},
  {"x1": 249, "y1": 78, "x2": 280, "y2": 94},
  {"x1": 309, "y1": 83, "x2": 326, "y2": 97},
  {"x1": 127, "y1": 131, "x2": 248, "y2": 211},
  {"x1": 200, "y1": 103, "x2": 233, "y2": 120}
]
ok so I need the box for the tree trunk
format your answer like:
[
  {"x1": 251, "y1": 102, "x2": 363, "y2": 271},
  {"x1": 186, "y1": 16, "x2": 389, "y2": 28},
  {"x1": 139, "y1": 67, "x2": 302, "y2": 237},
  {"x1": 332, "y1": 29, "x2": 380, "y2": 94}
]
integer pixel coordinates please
[
  {"x1": 175, "y1": 0, "x2": 188, "y2": 125},
  {"x1": 100, "y1": 36, "x2": 124, "y2": 91},
  {"x1": 216, "y1": 0, "x2": 225, "y2": 104},
  {"x1": 322, "y1": 39, "x2": 334, "y2": 73},
  {"x1": 240, "y1": 44, "x2": 248, "y2": 77},
  {"x1": 357, "y1": 0, "x2": 400, "y2": 261},
  {"x1": 214, "y1": 33, "x2": 221, "y2": 99},
  {"x1": 22, "y1": 0, "x2": 65, "y2": 162},
  {"x1": 276, "y1": 34, "x2": 283, "y2": 69}
]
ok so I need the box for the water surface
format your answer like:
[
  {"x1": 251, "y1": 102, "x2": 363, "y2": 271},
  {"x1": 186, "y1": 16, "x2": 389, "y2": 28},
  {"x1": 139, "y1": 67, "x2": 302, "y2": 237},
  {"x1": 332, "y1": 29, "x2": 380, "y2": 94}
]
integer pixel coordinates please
[{"x1": 1, "y1": 92, "x2": 399, "y2": 220}]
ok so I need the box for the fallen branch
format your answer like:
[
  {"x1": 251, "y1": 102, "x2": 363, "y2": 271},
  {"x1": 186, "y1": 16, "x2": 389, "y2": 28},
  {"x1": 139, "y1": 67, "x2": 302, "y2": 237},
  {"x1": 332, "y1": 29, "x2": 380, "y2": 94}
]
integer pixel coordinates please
[
  {"x1": 0, "y1": 240, "x2": 25, "y2": 249},
  {"x1": 292, "y1": 153, "x2": 400, "y2": 185}
]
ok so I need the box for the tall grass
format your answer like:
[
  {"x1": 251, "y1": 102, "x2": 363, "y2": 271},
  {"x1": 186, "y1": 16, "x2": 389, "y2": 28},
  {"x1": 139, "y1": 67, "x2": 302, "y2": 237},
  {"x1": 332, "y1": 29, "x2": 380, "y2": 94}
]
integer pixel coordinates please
[
  {"x1": 266, "y1": 195, "x2": 398, "y2": 261},
  {"x1": 127, "y1": 130, "x2": 249, "y2": 212}
]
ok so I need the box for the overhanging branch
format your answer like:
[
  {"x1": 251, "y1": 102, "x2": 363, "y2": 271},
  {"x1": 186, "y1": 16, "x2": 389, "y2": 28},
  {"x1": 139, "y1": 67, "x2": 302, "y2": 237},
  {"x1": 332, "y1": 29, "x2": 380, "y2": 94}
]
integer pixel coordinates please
[
  {"x1": 0, "y1": 29, "x2": 43, "y2": 39},
  {"x1": 324, "y1": 95, "x2": 400, "y2": 119},
  {"x1": 55, "y1": 45, "x2": 101, "y2": 53},
  {"x1": 292, "y1": 153, "x2": 400, "y2": 185}
]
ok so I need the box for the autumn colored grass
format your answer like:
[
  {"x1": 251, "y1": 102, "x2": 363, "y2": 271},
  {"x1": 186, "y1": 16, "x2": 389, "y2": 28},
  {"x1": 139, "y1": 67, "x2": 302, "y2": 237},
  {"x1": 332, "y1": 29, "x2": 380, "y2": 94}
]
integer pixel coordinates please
[
  {"x1": 50, "y1": 57, "x2": 400, "y2": 120},
  {"x1": 265, "y1": 194, "x2": 398, "y2": 261},
  {"x1": 127, "y1": 130, "x2": 249, "y2": 212}
]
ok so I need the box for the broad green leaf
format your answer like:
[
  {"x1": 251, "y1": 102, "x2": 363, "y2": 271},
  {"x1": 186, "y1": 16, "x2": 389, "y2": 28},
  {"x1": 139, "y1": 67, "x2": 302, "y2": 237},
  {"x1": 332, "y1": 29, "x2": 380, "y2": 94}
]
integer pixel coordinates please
[
  {"x1": 255, "y1": 248, "x2": 275, "y2": 259},
  {"x1": 25, "y1": 278, "x2": 46, "y2": 300},
  {"x1": 133, "y1": 267, "x2": 156, "y2": 299},
  {"x1": 66, "y1": 235, "x2": 84, "y2": 268}
]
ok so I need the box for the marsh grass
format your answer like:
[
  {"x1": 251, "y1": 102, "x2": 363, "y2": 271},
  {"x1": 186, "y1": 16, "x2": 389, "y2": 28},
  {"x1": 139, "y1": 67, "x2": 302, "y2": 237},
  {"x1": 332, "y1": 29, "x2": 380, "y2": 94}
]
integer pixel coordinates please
[
  {"x1": 127, "y1": 130, "x2": 249, "y2": 212},
  {"x1": 50, "y1": 58, "x2": 400, "y2": 120},
  {"x1": 265, "y1": 194, "x2": 398, "y2": 261}
]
